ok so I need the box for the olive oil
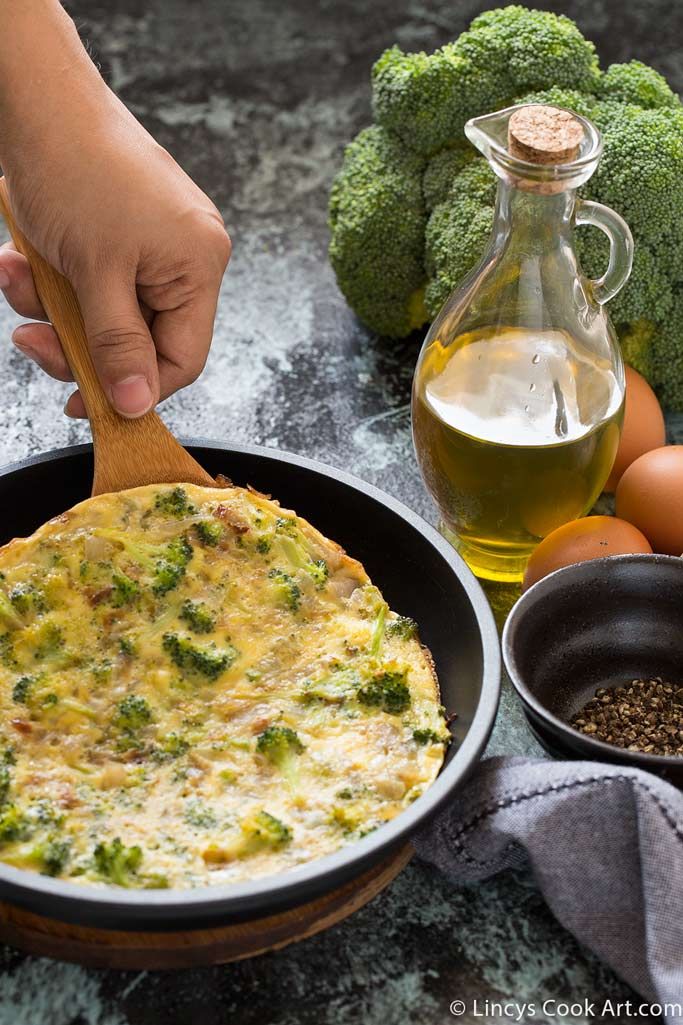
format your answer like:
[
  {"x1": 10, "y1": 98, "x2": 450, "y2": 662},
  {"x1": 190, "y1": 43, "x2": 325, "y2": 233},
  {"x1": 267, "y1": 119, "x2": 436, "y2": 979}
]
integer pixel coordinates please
[{"x1": 412, "y1": 327, "x2": 624, "y2": 581}]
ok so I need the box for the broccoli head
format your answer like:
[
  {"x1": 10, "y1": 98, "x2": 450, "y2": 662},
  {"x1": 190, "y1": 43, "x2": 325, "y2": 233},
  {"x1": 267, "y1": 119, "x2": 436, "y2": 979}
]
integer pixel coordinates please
[
  {"x1": 328, "y1": 6, "x2": 683, "y2": 409},
  {"x1": 194, "y1": 519, "x2": 224, "y2": 546},
  {"x1": 329, "y1": 126, "x2": 428, "y2": 337},
  {"x1": 371, "y1": 7, "x2": 599, "y2": 156},
  {"x1": 256, "y1": 724, "x2": 305, "y2": 790},
  {"x1": 235, "y1": 810, "x2": 292, "y2": 853},
  {"x1": 152, "y1": 536, "x2": 194, "y2": 596},
  {"x1": 111, "y1": 571, "x2": 140, "y2": 608},
  {"x1": 93, "y1": 837, "x2": 143, "y2": 886},
  {"x1": 0, "y1": 805, "x2": 29, "y2": 844},
  {"x1": 357, "y1": 669, "x2": 411, "y2": 715},
  {"x1": 162, "y1": 632, "x2": 237, "y2": 680},
  {"x1": 202, "y1": 809, "x2": 292, "y2": 864},
  {"x1": 385, "y1": 615, "x2": 418, "y2": 641},
  {"x1": 179, "y1": 599, "x2": 216, "y2": 635},
  {"x1": 268, "y1": 568, "x2": 302, "y2": 612},
  {"x1": 154, "y1": 486, "x2": 196, "y2": 518},
  {"x1": 114, "y1": 694, "x2": 153, "y2": 731},
  {"x1": 32, "y1": 837, "x2": 71, "y2": 877},
  {"x1": 597, "y1": 60, "x2": 681, "y2": 109},
  {"x1": 9, "y1": 583, "x2": 49, "y2": 617}
]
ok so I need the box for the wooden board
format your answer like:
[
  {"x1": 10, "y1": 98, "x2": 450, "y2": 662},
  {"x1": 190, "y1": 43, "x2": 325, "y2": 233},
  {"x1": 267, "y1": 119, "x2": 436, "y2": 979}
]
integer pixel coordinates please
[{"x1": 0, "y1": 844, "x2": 413, "y2": 970}]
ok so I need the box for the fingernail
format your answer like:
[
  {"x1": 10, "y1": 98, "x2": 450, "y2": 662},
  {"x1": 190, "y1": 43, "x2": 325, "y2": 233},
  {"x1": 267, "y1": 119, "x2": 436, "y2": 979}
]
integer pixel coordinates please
[
  {"x1": 0, "y1": 270, "x2": 10, "y2": 290},
  {"x1": 110, "y1": 375, "x2": 153, "y2": 417}
]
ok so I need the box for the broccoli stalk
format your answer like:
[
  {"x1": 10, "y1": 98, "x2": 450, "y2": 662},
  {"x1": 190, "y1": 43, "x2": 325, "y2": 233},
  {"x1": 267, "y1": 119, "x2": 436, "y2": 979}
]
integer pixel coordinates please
[
  {"x1": 277, "y1": 536, "x2": 330, "y2": 590},
  {"x1": 369, "y1": 603, "x2": 387, "y2": 656}
]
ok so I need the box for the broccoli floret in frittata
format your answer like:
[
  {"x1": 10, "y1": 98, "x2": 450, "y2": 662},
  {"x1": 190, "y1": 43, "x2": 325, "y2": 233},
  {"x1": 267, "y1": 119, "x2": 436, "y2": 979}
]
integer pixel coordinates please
[
  {"x1": 358, "y1": 670, "x2": 411, "y2": 715},
  {"x1": 93, "y1": 837, "x2": 143, "y2": 886},
  {"x1": 162, "y1": 633, "x2": 237, "y2": 680}
]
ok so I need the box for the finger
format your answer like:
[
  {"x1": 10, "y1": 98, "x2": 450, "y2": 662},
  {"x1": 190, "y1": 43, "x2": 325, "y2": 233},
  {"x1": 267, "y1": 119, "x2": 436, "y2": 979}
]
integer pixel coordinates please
[
  {"x1": 76, "y1": 271, "x2": 160, "y2": 418},
  {"x1": 12, "y1": 323, "x2": 74, "y2": 382},
  {"x1": 0, "y1": 244, "x2": 48, "y2": 321},
  {"x1": 64, "y1": 390, "x2": 87, "y2": 419},
  {"x1": 151, "y1": 291, "x2": 219, "y2": 402}
]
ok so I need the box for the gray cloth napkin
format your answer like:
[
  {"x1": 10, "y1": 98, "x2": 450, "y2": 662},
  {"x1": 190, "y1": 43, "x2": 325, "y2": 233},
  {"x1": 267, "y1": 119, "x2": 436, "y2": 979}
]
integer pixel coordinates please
[{"x1": 414, "y1": 756, "x2": 683, "y2": 1017}]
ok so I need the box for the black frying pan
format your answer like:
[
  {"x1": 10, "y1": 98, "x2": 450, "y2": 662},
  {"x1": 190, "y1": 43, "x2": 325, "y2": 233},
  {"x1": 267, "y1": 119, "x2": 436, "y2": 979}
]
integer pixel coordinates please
[{"x1": 0, "y1": 439, "x2": 500, "y2": 930}]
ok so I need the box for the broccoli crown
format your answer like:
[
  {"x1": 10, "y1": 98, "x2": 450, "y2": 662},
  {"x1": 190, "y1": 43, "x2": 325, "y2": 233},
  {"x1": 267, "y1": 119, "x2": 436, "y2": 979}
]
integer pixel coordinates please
[
  {"x1": 111, "y1": 571, "x2": 140, "y2": 608},
  {"x1": 179, "y1": 599, "x2": 216, "y2": 635},
  {"x1": 0, "y1": 763, "x2": 10, "y2": 805},
  {"x1": 242, "y1": 810, "x2": 292, "y2": 850},
  {"x1": 357, "y1": 669, "x2": 411, "y2": 714},
  {"x1": 194, "y1": 519, "x2": 223, "y2": 546},
  {"x1": 385, "y1": 615, "x2": 418, "y2": 641},
  {"x1": 0, "y1": 805, "x2": 29, "y2": 844},
  {"x1": 11, "y1": 675, "x2": 33, "y2": 705},
  {"x1": 114, "y1": 695, "x2": 153, "y2": 731},
  {"x1": 9, "y1": 584, "x2": 48, "y2": 617},
  {"x1": 162, "y1": 632, "x2": 236, "y2": 680},
  {"x1": 371, "y1": 7, "x2": 598, "y2": 156},
  {"x1": 93, "y1": 837, "x2": 143, "y2": 886},
  {"x1": 648, "y1": 291, "x2": 683, "y2": 409},
  {"x1": 329, "y1": 9, "x2": 683, "y2": 408},
  {"x1": 268, "y1": 568, "x2": 302, "y2": 612},
  {"x1": 424, "y1": 157, "x2": 496, "y2": 316},
  {"x1": 413, "y1": 727, "x2": 446, "y2": 746},
  {"x1": 33, "y1": 837, "x2": 71, "y2": 877},
  {"x1": 154, "y1": 486, "x2": 196, "y2": 518},
  {"x1": 597, "y1": 60, "x2": 681, "y2": 109},
  {"x1": 328, "y1": 125, "x2": 428, "y2": 337},
  {"x1": 256, "y1": 725, "x2": 305, "y2": 763},
  {"x1": 153, "y1": 536, "x2": 193, "y2": 596}
]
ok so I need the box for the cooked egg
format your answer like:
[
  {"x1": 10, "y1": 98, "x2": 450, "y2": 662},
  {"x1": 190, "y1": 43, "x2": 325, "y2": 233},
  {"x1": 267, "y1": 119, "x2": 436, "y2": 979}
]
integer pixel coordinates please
[{"x1": 0, "y1": 484, "x2": 449, "y2": 890}]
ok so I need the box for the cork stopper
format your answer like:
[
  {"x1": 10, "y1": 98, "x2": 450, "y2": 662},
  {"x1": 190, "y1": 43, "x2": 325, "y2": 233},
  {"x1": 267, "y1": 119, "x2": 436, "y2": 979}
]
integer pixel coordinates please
[{"x1": 508, "y1": 105, "x2": 584, "y2": 165}]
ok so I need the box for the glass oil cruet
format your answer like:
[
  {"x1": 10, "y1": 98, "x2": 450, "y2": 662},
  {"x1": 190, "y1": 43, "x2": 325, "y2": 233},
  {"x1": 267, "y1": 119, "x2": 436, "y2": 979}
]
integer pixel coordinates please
[{"x1": 412, "y1": 104, "x2": 634, "y2": 583}]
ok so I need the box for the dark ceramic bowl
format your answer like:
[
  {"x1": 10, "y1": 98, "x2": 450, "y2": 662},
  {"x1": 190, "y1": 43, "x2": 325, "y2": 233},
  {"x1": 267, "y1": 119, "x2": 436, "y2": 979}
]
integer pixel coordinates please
[{"x1": 502, "y1": 554, "x2": 683, "y2": 787}]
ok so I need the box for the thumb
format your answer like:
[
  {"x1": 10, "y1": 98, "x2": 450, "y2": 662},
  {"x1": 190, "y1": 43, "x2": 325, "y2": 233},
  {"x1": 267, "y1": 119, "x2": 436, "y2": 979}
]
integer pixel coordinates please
[{"x1": 76, "y1": 272, "x2": 159, "y2": 418}]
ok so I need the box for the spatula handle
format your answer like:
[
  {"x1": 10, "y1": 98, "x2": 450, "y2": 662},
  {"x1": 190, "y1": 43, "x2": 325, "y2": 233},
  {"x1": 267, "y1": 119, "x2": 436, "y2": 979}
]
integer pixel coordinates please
[
  {"x1": 0, "y1": 177, "x2": 117, "y2": 425},
  {"x1": 0, "y1": 177, "x2": 216, "y2": 494}
]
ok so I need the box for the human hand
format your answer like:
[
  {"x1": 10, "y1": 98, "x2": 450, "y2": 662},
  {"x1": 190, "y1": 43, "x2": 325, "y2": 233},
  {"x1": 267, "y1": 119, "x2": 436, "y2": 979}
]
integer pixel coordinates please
[{"x1": 0, "y1": 4, "x2": 231, "y2": 419}]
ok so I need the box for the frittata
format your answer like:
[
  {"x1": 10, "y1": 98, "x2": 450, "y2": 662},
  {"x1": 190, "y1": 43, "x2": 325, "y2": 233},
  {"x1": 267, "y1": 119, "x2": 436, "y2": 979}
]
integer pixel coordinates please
[{"x1": 0, "y1": 483, "x2": 449, "y2": 889}]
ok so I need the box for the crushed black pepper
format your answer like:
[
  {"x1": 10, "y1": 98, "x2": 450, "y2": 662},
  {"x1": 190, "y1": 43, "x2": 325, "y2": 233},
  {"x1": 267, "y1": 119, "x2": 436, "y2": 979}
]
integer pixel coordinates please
[{"x1": 570, "y1": 678, "x2": 683, "y2": 757}]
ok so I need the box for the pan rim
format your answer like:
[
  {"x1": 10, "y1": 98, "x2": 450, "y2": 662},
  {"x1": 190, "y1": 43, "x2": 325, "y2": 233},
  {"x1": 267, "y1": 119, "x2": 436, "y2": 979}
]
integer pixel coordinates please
[{"x1": 0, "y1": 439, "x2": 500, "y2": 923}]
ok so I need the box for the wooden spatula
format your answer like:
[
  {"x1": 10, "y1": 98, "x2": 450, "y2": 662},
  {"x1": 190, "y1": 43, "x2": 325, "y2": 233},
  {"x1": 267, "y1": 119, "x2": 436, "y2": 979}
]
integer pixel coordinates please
[{"x1": 0, "y1": 178, "x2": 215, "y2": 495}]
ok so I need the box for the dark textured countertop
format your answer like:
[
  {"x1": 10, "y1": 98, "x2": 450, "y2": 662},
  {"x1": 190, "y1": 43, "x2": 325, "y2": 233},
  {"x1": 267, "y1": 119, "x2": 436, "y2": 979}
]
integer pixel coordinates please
[{"x1": 0, "y1": 1, "x2": 681, "y2": 1022}]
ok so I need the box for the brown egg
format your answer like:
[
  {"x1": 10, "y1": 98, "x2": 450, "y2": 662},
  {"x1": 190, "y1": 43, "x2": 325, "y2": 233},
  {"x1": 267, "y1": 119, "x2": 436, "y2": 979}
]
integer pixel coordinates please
[
  {"x1": 615, "y1": 446, "x2": 683, "y2": 554},
  {"x1": 605, "y1": 366, "x2": 666, "y2": 492},
  {"x1": 522, "y1": 515, "x2": 652, "y2": 591}
]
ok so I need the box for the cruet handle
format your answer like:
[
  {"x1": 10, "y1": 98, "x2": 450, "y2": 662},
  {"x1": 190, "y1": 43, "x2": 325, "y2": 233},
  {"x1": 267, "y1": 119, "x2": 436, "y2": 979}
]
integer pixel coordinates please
[{"x1": 575, "y1": 198, "x2": 634, "y2": 305}]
